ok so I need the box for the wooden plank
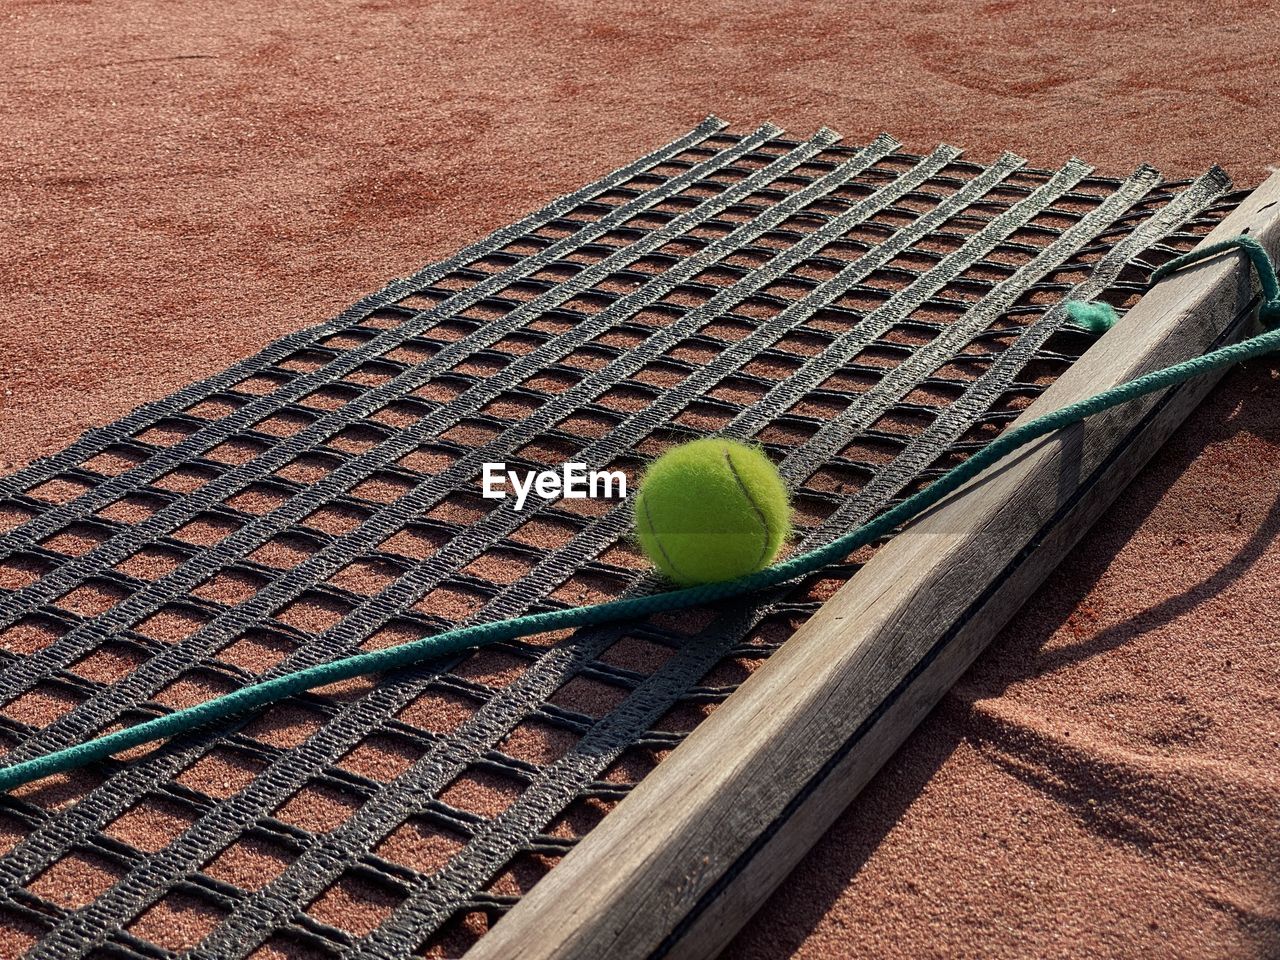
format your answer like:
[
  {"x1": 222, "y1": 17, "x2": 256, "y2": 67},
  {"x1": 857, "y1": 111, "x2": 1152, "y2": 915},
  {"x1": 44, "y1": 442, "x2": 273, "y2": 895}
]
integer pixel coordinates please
[{"x1": 466, "y1": 171, "x2": 1280, "y2": 960}]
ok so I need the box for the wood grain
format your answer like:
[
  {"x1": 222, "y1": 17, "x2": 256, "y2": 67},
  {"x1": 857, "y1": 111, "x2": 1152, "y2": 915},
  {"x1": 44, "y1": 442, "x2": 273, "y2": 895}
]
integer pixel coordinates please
[{"x1": 466, "y1": 170, "x2": 1280, "y2": 960}]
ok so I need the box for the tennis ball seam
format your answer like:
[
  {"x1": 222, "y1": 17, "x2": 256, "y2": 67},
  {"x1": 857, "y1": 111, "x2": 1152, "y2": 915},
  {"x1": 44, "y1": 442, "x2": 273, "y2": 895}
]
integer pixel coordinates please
[
  {"x1": 637, "y1": 492, "x2": 692, "y2": 583},
  {"x1": 721, "y1": 444, "x2": 775, "y2": 567}
]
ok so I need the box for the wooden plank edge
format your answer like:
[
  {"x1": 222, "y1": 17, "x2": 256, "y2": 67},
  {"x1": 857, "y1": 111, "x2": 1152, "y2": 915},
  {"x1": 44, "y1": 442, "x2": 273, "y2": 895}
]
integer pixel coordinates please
[{"x1": 464, "y1": 170, "x2": 1280, "y2": 960}]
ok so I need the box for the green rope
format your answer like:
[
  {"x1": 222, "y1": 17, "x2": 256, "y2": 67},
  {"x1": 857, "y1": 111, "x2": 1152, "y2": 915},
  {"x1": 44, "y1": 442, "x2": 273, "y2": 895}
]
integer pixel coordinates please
[
  {"x1": 1, "y1": 236, "x2": 1277, "y2": 794},
  {"x1": 1150, "y1": 234, "x2": 1280, "y2": 322},
  {"x1": 1065, "y1": 300, "x2": 1119, "y2": 333}
]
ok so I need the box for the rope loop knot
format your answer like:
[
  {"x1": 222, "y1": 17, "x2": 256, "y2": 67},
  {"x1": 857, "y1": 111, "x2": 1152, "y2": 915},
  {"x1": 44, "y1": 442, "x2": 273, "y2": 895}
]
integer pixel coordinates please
[{"x1": 1151, "y1": 234, "x2": 1280, "y2": 329}]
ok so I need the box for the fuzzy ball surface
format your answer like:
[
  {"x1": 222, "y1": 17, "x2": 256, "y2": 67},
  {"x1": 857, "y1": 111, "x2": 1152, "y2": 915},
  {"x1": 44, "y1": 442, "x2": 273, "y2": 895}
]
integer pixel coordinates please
[{"x1": 633, "y1": 437, "x2": 791, "y2": 586}]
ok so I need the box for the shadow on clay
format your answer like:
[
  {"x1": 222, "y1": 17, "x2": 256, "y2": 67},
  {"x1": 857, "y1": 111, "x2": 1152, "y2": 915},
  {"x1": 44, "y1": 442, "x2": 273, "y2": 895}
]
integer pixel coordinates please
[
  {"x1": 987, "y1": 359, "x2": 1280, "y2": 687},
  {"x1": 725, "y1": 360, "x2": 1280, "y2": 959}
]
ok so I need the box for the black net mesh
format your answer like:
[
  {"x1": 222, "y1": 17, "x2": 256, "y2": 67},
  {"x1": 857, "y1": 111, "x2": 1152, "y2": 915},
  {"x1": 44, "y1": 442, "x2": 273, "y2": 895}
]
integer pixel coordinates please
[{"x1": 0, "y1": 118, "x2": 1245, "y2": 959}]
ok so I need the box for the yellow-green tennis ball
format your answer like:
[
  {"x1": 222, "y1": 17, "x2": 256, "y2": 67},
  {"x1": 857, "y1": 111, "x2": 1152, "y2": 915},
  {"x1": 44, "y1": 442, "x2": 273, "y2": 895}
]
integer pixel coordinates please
[{"x1": 633, "y1": 437, "x2": 791, "y2": 586}]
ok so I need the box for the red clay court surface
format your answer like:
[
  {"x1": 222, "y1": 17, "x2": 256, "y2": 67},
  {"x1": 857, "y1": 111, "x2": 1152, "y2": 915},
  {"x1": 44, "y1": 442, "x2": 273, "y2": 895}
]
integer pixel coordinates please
[{"x1": 2, "y1": 2, "x2": 1279, "y2": 957}]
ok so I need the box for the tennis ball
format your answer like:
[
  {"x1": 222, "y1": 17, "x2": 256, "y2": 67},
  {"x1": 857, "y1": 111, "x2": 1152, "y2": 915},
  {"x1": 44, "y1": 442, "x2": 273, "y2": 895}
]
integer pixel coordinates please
[{"x1": 633, "y1": 437, "x2": 791, "y2": 586}]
